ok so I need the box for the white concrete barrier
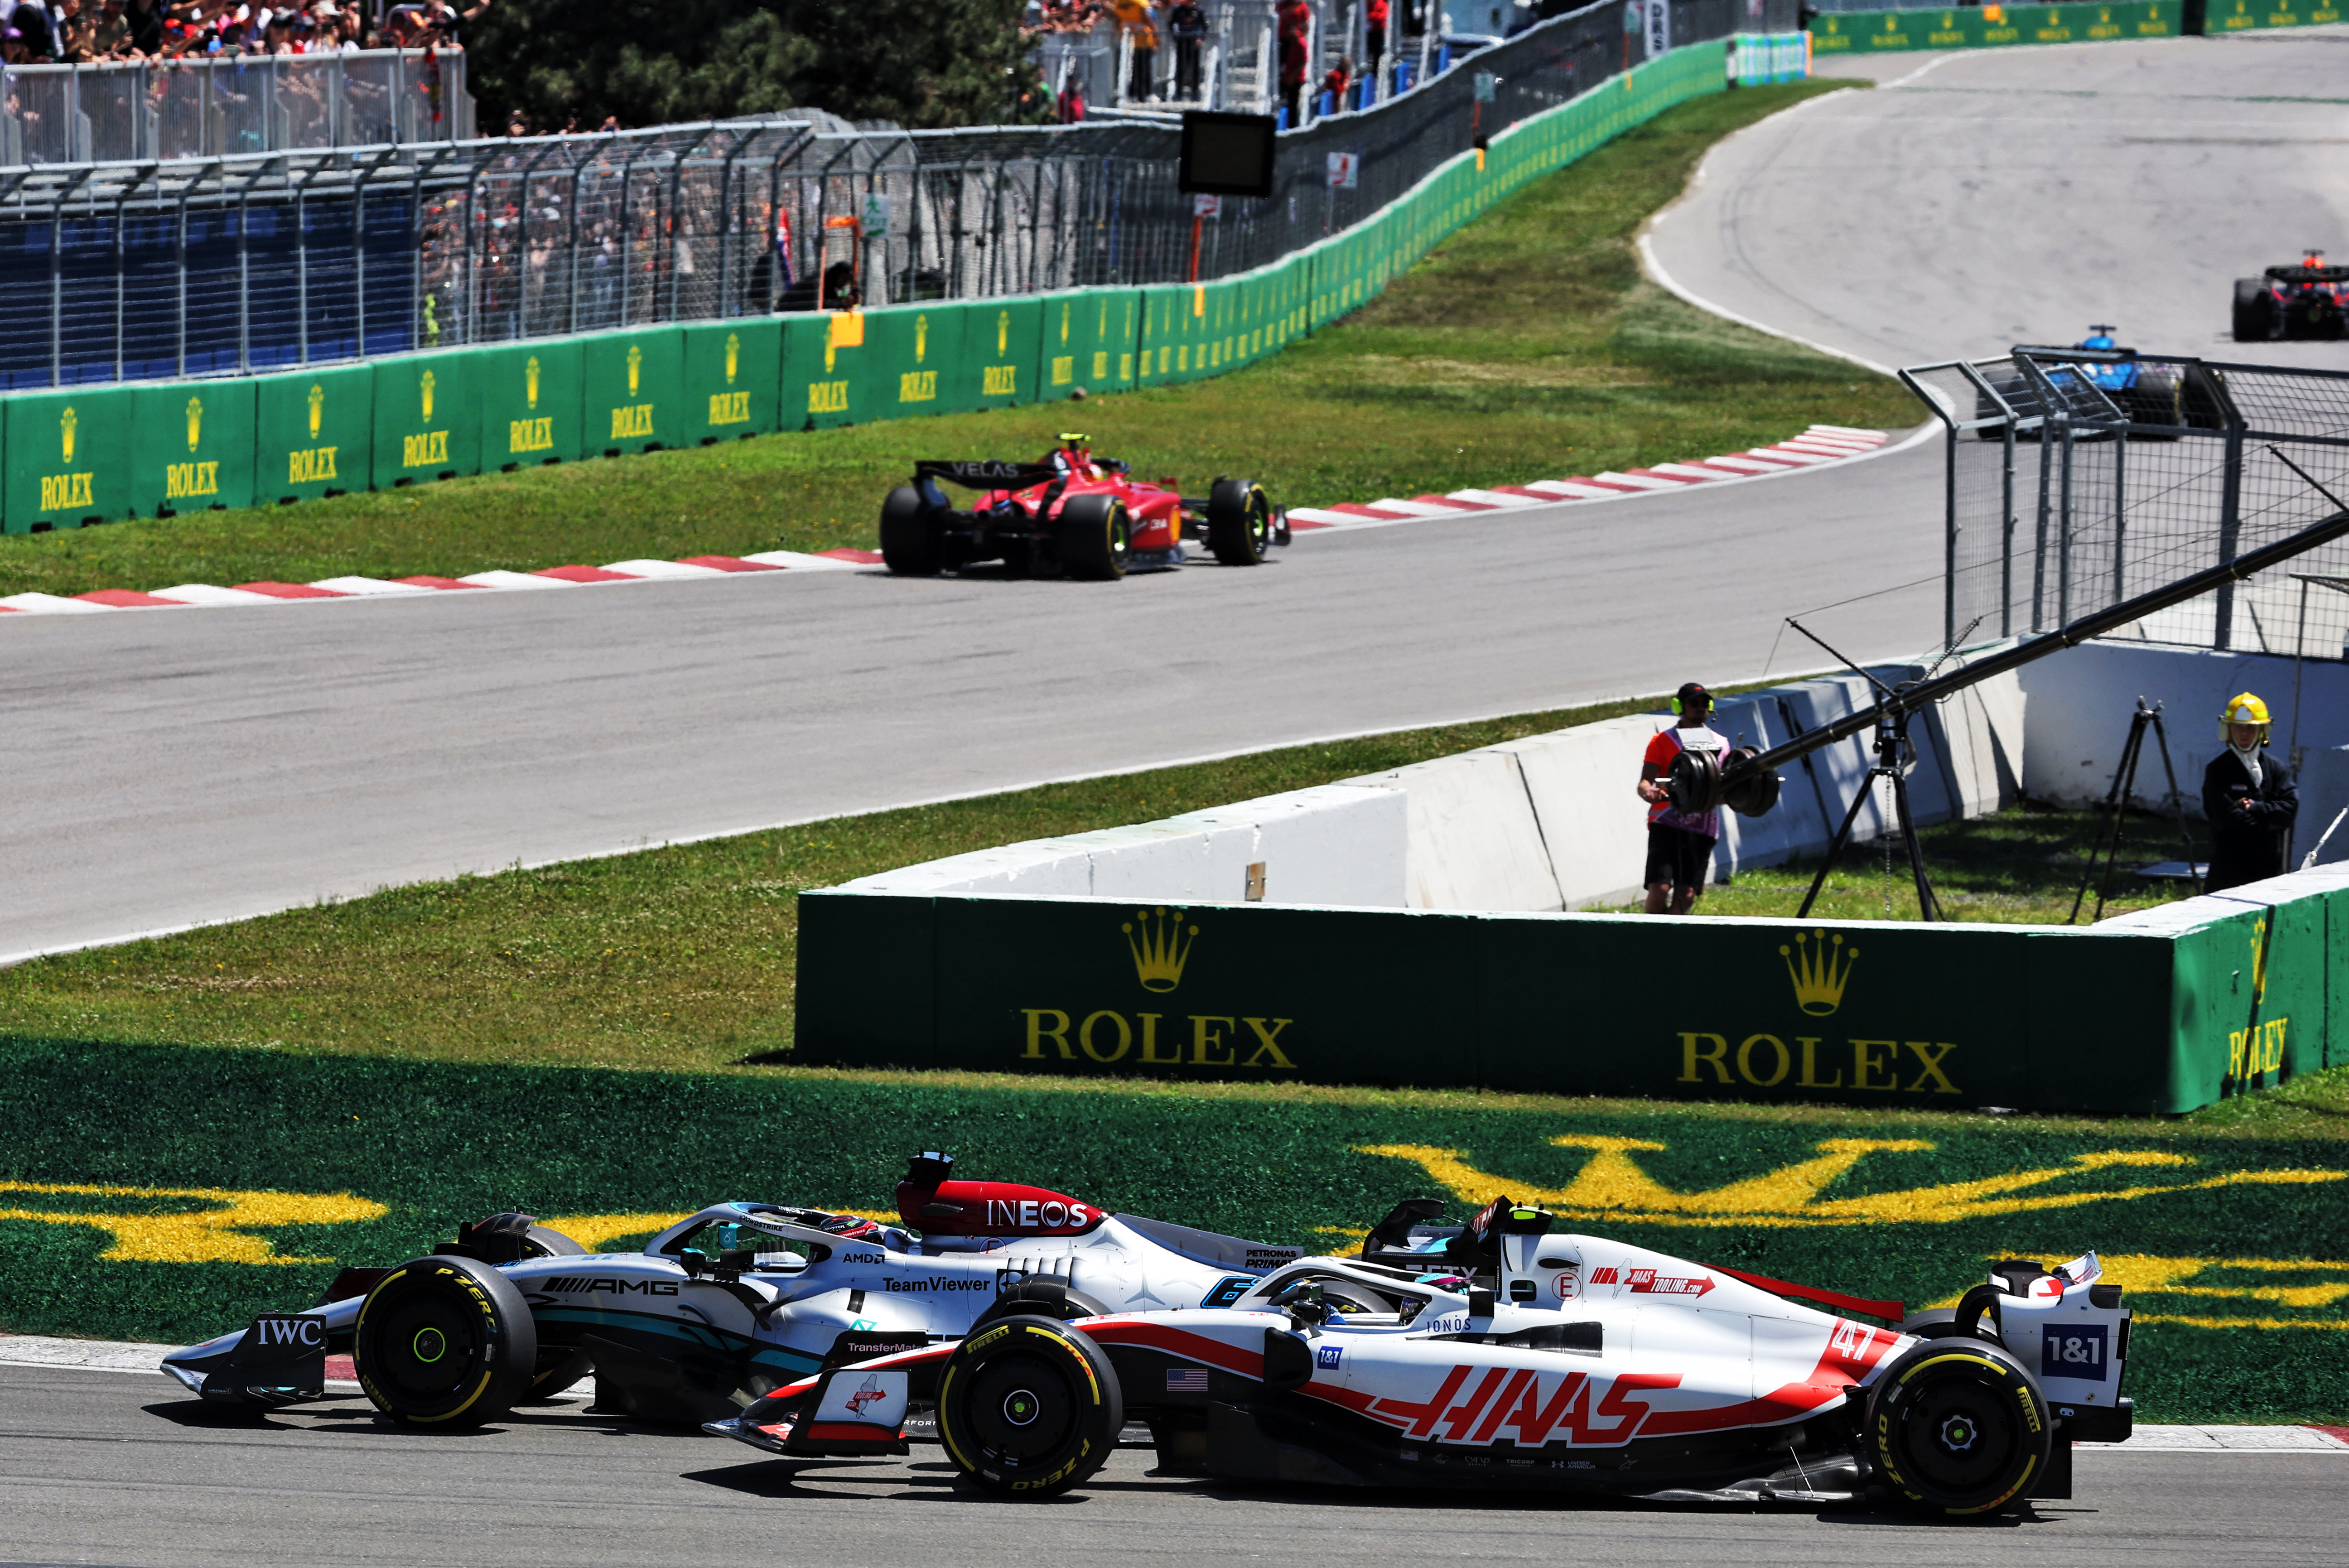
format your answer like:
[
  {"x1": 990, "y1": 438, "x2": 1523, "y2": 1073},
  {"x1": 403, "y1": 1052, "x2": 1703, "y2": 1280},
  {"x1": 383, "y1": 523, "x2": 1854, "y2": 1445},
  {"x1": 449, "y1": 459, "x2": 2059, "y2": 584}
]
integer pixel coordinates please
[
  {"x1": 2019, "y1": 642, "x2": 2349, "y2": 813},
  {"x1": 1921, "y1": 651, "x2": 2027, "y2": 819},
  {"x1": 1495, "y1": 715, "x2": 1664, "y2": 909},
  {"x1": 1344, "y1": 749, "x2": 1564, "y2": 911},
  {"x1": 1154, "y1": 784, "x2": 1409, "y2": 906}
]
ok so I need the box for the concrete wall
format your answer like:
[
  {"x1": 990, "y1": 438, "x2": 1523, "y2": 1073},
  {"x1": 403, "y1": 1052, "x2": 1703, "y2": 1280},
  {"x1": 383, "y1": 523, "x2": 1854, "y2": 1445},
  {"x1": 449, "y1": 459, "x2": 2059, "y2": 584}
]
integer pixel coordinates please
[
  {"x1": 2019, "y1": 642, "x2": 2349, "y2": 823},
  {"x1": 2302, "y1": 745, "x2": 2349, "y2": 868}
]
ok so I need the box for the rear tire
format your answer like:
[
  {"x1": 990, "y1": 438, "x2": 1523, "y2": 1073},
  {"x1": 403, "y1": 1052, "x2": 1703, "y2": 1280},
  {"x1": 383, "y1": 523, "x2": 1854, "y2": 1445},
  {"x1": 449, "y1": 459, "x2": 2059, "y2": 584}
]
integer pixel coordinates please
[
  {"x1": 2234, "y1": 279, "x2": 2276, "y2": 343},
  {"x1": 1056, "y1": 494, "x2": 1131, "y2": 581},
  {"x1": 1867, "y1": 1340, "x2": 2050, "y2": 1517},
  {"x1": 1206, "y1": 477, "x2": 1272, "y2": 565},
  {"x1": 353, "y1": 1255, "x2": 537, "y2": 1428},
  {"x1": 935, "y1": 1315, "x2": 1122, "y2": 1498},
  {"x1": 881, "y1": 484, "x2": 945, "y2": 577}
]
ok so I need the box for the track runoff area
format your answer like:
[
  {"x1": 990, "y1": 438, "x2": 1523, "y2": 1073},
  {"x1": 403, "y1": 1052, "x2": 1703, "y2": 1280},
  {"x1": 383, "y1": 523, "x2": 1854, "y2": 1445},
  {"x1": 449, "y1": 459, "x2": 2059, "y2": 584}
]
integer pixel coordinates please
[{"x1": 9, "y1": 36, "x2": 2349, "y2": 1568}]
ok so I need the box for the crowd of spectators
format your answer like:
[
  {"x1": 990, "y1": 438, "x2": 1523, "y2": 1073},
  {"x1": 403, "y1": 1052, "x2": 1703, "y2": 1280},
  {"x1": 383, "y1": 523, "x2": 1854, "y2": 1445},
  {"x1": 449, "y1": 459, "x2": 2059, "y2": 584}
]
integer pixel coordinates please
[
  {"x1": 1030, "y1": 0, "x2": 1391, "y2": 121},
  {"x1": 0, "y1": 0, "x2": 487, "y2": 65}
]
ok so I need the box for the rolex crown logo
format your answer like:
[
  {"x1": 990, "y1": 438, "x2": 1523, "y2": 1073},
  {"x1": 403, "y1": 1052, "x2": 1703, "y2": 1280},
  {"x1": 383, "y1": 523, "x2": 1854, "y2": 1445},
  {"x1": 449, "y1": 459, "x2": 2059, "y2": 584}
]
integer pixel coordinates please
[
  {"x1": 60, "y1": 405, "x2": 75, "y2": 463},
  {"x1": 1124, "y1": 907, "x2": 1198, "y2": 994},
  {"x1": 420, "y1": 369, "x2": 435, "y2": 424},
  {"x1": 915, "y1": 316, "x2": 928, "y2": 363},
  {"x1": 186, "y1": 396, "x2": 203, "y2": 452},
  {"x1": 627, "y1": 343, "x2": 642, "y2": 395},
  {"x1": 308, "y1": 384, "x2": 324, "y2": 439},
  {"x1": 1780, "y1": 929, "x2": 1858, "y2": 1017},
  {"x1": 725, "y1": 333, "x2": 740, "y2": 385},
  {"x1": 526, "y1": 357, "x2": 541, "y2": 409}
]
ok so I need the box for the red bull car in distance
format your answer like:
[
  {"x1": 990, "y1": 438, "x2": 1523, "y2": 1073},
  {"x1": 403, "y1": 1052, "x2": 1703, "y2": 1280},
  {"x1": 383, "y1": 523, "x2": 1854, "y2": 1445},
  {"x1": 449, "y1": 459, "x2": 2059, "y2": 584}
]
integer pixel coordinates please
[
  {"x1": 710, "y1": 1197, "x2": 2136, "y2": 1518},
  {"x1": 879, "y1": 434, "x2": 1289, "y2": 580},
  {"x1": 158, "y1": 1153, "x2": 1300, "y2": 1431},
  {"x1": 2235, "y1": 252, "x2": 2349, "y2": 340}
]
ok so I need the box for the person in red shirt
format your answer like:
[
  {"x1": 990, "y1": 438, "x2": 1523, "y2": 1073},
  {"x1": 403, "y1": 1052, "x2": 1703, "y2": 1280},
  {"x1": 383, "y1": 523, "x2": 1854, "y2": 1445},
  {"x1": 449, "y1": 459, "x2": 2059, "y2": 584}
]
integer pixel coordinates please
[
  {"x1": 1322, "y1": 54, "x2": 1351, "y2": 106},
  {"x1": 1278, "y1": 0, "x2": 1310, "y2": 124},
  {"x1": 1635, "y1": 682, "x2": 1726, "y2": 915},
  {"x1": 1365, "y1": 0, "x2": 1386, "y2": 77}
]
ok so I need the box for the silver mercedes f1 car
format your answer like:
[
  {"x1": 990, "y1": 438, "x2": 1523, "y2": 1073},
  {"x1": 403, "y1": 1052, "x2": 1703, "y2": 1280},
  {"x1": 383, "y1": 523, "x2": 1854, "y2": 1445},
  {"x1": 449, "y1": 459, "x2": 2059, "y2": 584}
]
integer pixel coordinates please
[{"x1": 160, "y1": 1153, "x2": 1298, "y2": 1431}]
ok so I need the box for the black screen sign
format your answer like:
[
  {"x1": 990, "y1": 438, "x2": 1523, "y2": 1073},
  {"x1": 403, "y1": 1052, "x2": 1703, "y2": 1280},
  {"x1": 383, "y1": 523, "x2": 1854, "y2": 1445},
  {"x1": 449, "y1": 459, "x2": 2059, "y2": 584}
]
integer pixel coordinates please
[{"x1": 1178, "y1": 112, "x2": 1277, "y2": 199}]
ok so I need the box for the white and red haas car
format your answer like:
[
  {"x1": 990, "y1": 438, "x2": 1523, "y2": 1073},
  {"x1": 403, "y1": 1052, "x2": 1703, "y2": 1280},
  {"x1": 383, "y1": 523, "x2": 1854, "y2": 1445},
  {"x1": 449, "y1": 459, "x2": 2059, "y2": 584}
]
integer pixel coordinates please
[{"x1": 710, "y1": 1197, "x2": 2134, "y2": 1518}]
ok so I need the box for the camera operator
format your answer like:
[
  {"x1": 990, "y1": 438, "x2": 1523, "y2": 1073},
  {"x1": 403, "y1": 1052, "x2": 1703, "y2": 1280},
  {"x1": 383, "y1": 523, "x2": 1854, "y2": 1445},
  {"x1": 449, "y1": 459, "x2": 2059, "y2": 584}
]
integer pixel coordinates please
[
  {"x1": 2201, "y1": 692, "x2": 2298, "y2": 893},
  {"x1": 1636, "y1": 682, "x2": 1726, "y2": 915}
]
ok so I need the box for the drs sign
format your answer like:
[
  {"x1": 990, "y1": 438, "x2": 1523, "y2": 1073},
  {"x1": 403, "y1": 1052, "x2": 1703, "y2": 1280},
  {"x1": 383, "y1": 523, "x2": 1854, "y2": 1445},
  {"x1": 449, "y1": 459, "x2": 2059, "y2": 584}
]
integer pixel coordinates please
[{"x1": 1645, "y1": 0, "x2": 1671, "y2": 55}]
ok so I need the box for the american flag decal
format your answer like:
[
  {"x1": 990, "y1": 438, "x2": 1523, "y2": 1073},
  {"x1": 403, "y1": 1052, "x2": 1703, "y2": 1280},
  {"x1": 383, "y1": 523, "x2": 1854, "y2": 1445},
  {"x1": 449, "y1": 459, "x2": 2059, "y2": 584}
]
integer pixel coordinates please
[{"x1": 1165, "y1": 1368, "x2": 1210, "y2": 1392}]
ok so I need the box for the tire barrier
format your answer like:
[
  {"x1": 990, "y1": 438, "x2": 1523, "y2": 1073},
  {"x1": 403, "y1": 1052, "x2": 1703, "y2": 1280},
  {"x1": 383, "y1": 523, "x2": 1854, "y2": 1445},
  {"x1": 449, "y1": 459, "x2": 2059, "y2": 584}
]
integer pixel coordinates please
[{"x1": 0, "y1": 43, "x2": 1728, "y2": 536}]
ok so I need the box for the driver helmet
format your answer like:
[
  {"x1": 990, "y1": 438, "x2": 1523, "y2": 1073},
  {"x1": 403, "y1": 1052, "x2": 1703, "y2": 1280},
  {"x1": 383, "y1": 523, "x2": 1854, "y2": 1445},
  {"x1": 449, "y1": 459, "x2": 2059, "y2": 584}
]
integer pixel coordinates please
[
  {"x1": 1049, "y1": 432, "x2": 1097, "y2": 479},
  {"x1": 2220, "y1": 691, "x2": 2271, "y2": 751},
  {"x1": 2080, "y1": 325, "x2": 2118, "y2": 352}
]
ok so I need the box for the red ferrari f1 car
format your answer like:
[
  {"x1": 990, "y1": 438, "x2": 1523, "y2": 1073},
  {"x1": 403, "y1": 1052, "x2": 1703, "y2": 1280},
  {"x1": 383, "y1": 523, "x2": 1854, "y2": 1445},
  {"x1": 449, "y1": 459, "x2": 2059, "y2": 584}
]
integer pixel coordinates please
[
  {"x1": 879, "y1": 435, "x2": 1290, "y2": 580},
  {"x1": 2234, "y1": 252, "x2": 2349, "y2": 341}
]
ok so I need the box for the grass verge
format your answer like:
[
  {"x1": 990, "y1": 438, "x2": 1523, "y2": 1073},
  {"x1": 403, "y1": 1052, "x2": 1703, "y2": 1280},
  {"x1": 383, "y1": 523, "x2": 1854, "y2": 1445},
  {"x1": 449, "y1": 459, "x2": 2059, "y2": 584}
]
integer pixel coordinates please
[
  {"x1": 0, "y1": 80, "x2": 1917, "y2": 600},
  {"x1": 3, "y1": 1037, "x2": 2345, "y2": 1423}
]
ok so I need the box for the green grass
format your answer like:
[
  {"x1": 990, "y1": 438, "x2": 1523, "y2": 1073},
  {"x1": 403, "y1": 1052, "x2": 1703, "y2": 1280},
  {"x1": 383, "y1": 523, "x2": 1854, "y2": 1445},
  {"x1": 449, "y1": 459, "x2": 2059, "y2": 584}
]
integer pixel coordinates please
[
  {"x1": 0, "y1": 80, "x2": 1917, "y2": 601},
  {"x1": 5, "y1": 1037, "x2": 2346, "y2": 1423},
  {"x1": 1605, "y1": 801, "x2": 2205, "y2": 926}
]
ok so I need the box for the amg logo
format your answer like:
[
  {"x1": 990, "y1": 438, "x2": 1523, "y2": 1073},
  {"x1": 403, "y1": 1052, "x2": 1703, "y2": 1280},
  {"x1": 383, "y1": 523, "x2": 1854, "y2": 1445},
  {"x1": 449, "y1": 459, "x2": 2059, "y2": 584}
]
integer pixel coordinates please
[
  {"x1": 509, "y1": 417, "x2": 554, "y2": 454},
  {"x1": 1050, "y1": 356, "x2": 1073, "y2": 386},
  {"x1": 808, "y1": 381, "x2": 849, "y2": 414},
  {"x1": 165, "y1": 460, "x2": 220, "y2": 499},
  {"x1": 287, "y1": 446, "x2": 339, "y2": 484},
  {"x1": 898, "y1": 370, "x2": 936, "y2": 404},
  {"x1": 38, "y1": 473, "x2": 93, "y2": 510},
  {"x1": 982, "y1": 365, "x2": 1017, "y2": 396},
  {"x1": 610, "y1": 404, "x2": 655, "y2": 439},
  {"x1": 708, "y1": 391, "x2": 752, "y2": 425},
  {"x1": 540, "y1": 1277, "x2": 682, "y2": 1296},
  {"x1": 402, "y1": 430, "x2": 450, "y2": 468}
]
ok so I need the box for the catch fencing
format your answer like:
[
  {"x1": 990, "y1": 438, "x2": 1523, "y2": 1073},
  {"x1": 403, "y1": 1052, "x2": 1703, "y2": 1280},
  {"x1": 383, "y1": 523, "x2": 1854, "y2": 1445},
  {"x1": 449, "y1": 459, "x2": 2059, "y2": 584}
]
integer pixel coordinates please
[
  {"x1": 0, "y1": 51, "x2": 474, "y2": 167},
  {"x1": 1901, "y1": 349, "x2": 2349, "y2": 661},
  {"x1": 0, "y1": 0, "x2": 1782, "y2": 394},
  {"x1": 0, "y1": 40, "x2": 1738, "y2": 532}
]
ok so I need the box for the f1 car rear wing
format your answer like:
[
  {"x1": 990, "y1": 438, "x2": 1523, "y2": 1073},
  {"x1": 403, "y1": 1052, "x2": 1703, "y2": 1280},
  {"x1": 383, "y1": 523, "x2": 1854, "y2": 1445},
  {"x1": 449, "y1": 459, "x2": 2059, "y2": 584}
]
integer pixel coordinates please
[{"x1": 914, "y1": 460, "x2": 1060, "y2": 490}]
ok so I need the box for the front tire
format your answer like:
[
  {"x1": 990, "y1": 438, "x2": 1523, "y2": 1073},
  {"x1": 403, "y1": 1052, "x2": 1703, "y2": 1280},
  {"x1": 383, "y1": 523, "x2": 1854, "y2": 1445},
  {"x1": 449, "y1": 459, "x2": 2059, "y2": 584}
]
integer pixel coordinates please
[
  {"x1": 353, "y1": 1254, "x2": 537, "y2": 1428},
  {"x1": 881, "y1": 484, "x2": 945, "y2": 576},
  {"x1": 1056, "y1": 494, "x2": 1131, "y2": 581},
  {"x1": 935, "y1": 1315, "x2": 1122, "y2": 1498},
  {"x1": 1206, "y1": 477, "x2": 1272, "y2": 565},
  {"x1": 1867, "y1": 1340, "x2": 2050, "y2": 1517}
]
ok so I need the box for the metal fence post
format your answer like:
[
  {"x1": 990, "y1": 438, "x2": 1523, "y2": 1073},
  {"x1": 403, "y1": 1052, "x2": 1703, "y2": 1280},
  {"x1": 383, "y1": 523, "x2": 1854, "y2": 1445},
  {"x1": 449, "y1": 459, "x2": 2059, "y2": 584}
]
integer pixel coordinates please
[
  {"x1": 1999, "y1": 424, "x2": 2016, "y2": 638},
  {"x1": 1943, "y1": 420, "x2": 1957, "y2": 650},
  {"x1": 2030, "y1": 421, "x2": 2054, "y2": 633},
  {"x1": 2214, "y1": 415, "x2": 2246, "y2": 651},
  {"x1": 2056, "y1": 421, "x2": 2074, "y2": 626},
  {"x1": 49, "y1": 166, "x2": 92, "y2": 386},
  {"x1": 2110, "y1": 422, "x2": 2127, "y2": 607}
]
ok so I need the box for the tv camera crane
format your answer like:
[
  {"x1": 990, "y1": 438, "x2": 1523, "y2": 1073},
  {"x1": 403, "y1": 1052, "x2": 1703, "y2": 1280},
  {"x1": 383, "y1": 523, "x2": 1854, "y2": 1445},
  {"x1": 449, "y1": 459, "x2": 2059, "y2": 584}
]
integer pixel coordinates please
[{"x1": 1664, "y1": 457, "x2": 2349, "y2": 921}]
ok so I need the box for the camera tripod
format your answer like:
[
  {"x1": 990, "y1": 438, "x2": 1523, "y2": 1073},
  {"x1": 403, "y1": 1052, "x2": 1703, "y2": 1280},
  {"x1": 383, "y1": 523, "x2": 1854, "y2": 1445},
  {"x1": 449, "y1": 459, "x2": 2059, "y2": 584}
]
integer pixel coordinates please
[
  {"x1": 2068, "y1": 697, "x2": 2199, "y2": 924},
  {"x1": 1795, "y1": 701, "x2": 1944, "y2": 922}
]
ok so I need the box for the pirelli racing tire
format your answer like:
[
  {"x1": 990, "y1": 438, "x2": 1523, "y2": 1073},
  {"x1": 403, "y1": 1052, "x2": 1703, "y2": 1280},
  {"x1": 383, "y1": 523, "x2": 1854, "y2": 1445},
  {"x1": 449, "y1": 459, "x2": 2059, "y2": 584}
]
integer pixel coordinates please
[
  {"x1": 880, "y1": 484, "x2": 945, "y2": 576},
  {"x1": 936, "y1": 1315, "x2": 1123, "y2": 1498},
  {"x1": 1056, "y1": 493, "x2": 1131, "y2": 581},
  {"x1": 1867, "y1": 1339, "x2": 2050, "y2": 1518},
  {"x1": 2234, "y1": 279, "x2": 2277, "y2": 343},
  {"x1": 1206, "y1": 477, "x2": 1273, "y2": 565},
  {"x1": 353, "y1": 1254, "x2": 538, "y2": 1428}
]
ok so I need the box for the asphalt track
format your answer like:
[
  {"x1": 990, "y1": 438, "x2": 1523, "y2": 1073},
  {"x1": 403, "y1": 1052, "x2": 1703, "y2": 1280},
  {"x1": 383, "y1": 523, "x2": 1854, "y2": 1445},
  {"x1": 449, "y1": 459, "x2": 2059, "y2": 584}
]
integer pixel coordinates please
[
  {"x1": 0, "y1": 439, "x2": 1943, "y2": 961},
  {"x1": 0, "y1": 1365, "x2": 2339, "y2": 1568},
  {"x1": 1646, "y1": 31, "x2": 2349, "y2": 374}
]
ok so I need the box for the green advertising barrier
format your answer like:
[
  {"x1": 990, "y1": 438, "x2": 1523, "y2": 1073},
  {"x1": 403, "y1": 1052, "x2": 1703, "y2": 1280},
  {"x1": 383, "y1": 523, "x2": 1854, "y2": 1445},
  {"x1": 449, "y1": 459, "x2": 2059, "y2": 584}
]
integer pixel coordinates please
[
  {"x1": 796, "y1": 865, "x2": 2343, "y2": 1115},
  {"x1": 781, "y1": 310, "x2": 868, "y2": 429},
  {"x1": 2, "y1": 386, "x2": 131, "y2": 532},
  {"x1": 256, "y1": 365, "x2": 370, "y2": 504},
  {"x1": 2202, "y1": 0, "x2": 2342, "y2": 29},
  {"x1": 582, "y1": 328, "x2": 685, "y2": 457},
  {"x1": 370, "y1": 351, "x2": 481, "y2": 491},
  {"x1": 132, "y1": 379, "x2": 255, "y2": 516},
  {"x1": 1809, "y1": 0, "x2": 2180, "y2": 52},
  {"x1": 1037, "y1": 290, "x2": 1140, "y2": 403},
  {"x1": 477, "y1": 339, "x2": 584, "y2": 468},
  {"x1": 864, "y1": 303, "x2": 968, "y2": 420},
  {"x1": 960, "y1": 298, "x2": 1042, "y2": 410},
  {"x1": 683, "y1": 319, "x2": 782, "y2": 444}
]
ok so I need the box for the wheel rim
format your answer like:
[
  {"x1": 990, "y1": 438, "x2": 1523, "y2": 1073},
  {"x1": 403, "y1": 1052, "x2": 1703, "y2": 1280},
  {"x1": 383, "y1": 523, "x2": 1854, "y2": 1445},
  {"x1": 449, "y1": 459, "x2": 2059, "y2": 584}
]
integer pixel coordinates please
[
  {"x1": 1248, "y1": 493, "x2": 1270, "y2": 555},
  {"x1": 1107, "y1": 507, "x2": 1130, "y2": 572},
  {"x1": 965, "y1": 1352, "x2": 1078, "y2": 1465},
  {"x1": 1899, "y1": 1377, "x2": 2016, "y2": 1494},
  {"x1": 371, "y1": 1292, "x2": 482, "y2": 1404}
]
